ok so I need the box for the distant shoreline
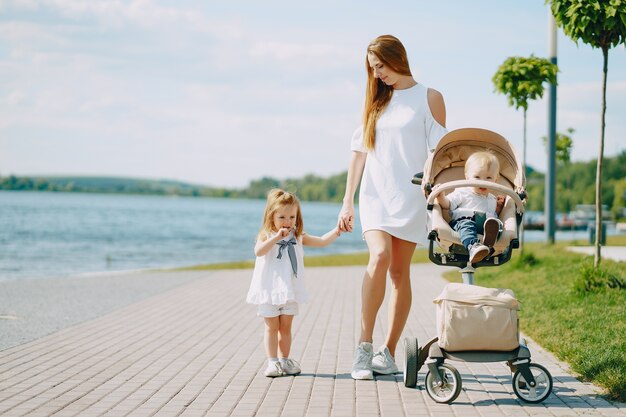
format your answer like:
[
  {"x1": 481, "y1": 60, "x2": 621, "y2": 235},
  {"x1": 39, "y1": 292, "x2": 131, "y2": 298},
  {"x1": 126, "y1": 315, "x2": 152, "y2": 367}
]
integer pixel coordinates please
[{"x1": 0, "y1": 172, "x2": 350, "y2": 203}]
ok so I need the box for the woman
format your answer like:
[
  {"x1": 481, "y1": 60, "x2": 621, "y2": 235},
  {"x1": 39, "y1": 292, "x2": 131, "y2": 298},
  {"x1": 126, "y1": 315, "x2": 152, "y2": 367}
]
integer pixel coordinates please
[{"x1": 338, "y1": 35, "x2": 447, "y2": 380}]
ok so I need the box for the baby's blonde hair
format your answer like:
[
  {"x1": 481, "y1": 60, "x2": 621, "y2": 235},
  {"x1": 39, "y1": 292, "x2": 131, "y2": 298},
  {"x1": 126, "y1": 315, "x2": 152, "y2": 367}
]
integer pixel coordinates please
[
  {"x1": 258, "y1": 189, "x2": 304, "y2": 240},
  {"x1": 465, "y1": 151, "x2": 500, "y2": 179}
]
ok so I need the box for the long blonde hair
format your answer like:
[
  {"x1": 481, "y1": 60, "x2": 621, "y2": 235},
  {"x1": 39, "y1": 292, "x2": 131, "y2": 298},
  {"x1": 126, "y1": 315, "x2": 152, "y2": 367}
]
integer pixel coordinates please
[
  {"x1": 363, "y1": 35, "x2": 412, "y2": 151},
  {"x1": 258, "y1": 189, "x2": 304, "y2": 240}
]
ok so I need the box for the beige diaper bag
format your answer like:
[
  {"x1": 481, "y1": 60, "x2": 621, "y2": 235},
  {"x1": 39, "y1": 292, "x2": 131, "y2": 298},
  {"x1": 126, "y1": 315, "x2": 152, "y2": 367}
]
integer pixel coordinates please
[{"x1": 434, "y1": 283, "x2": 520, "y2": 352}]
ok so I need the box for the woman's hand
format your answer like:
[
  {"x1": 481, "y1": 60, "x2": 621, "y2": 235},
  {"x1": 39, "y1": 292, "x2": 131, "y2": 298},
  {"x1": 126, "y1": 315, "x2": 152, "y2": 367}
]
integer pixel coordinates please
[
  {"x1": 496, "y1": 195, "x2": 506, "y2": 215},
  {"x1": 337, "y1": 203, "x2": 354, "y2": 233}
]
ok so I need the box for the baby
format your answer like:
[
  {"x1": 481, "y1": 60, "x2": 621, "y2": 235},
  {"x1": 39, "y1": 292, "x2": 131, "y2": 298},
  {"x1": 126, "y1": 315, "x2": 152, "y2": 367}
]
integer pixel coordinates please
[{"x1": 436, "y1": 151, "x2": 505, "y2": 263}]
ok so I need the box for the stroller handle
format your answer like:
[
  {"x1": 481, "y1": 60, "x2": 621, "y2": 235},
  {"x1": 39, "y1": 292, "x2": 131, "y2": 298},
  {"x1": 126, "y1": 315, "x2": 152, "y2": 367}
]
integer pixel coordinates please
[{"x1": 426, "y1": 180, "x2": 526, "y2": 213}]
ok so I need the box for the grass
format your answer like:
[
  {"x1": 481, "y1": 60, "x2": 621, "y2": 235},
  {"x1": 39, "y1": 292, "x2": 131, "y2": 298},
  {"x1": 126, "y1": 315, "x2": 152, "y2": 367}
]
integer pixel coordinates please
[
  {"x1": 176, "y1": 260, "x2": 255, "y2": 271},
  {"x1": 175, "y1": 246, "x2": 431, "y2": 271},
  {"x1": 443, "y1": 234, "x2": 626, "y2": 402},
  {"x1": 176, "y1": 235, "x2": 626, "y2": 402}
]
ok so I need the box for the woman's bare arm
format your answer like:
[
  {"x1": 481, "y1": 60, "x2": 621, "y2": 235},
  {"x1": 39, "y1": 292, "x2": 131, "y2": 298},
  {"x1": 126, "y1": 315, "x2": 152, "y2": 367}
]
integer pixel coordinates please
[{"x1": 338, "y1": 151, "x2": 366, "y2": 232}]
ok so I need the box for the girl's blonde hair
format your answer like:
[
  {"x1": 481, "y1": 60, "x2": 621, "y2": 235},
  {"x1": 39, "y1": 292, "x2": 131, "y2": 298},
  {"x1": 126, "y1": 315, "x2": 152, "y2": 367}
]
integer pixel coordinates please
[
  {"x1": 362, "y1": 35, "x2": 412, "y2": 151},
  {"x1": 258, "y1": 189, "x2": 304, "y2": 240},
  {"x1": 465, "y1": 151, "x2": 500, "y2": 178}
]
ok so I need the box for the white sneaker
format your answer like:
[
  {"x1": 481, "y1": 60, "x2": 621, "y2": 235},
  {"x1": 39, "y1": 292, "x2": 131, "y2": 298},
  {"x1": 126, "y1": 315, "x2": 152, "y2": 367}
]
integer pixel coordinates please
[
  {"x1": 469, "y1": 243, "x2": 489, "y2": 263},
  {"x1": 351, "y1": 342, "x2": 374, "y2": 380},
  {"x1": 280, "y1": 358, "x2": 301, "y2": 375},
  {"x1": 371, "y1": 346, "x2": 398, "y2": 375},
  {"x1": 264, "y1": 361, "x2": 284, "y2": 377}
]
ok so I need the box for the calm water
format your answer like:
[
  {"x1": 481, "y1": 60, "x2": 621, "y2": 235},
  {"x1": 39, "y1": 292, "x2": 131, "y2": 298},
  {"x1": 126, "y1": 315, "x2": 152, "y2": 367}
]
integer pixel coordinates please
[
  {"x1": 0, "y1": 191, "x2": 368, "y2": 281},
  {"x1": 0, "y1": 191, "x2": 596, "y2": 282}
]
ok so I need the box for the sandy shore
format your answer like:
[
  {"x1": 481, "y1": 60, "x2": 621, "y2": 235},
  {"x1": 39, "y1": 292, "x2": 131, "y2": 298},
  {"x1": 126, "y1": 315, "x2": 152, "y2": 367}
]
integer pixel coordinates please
[{"x1": 0, "y1": 269, "x2": 211, "y2": 351}]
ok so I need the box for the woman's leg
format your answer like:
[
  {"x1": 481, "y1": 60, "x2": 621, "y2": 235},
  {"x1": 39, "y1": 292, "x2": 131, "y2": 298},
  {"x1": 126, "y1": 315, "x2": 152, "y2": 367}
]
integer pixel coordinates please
[
  {"x1": 384, "y1": 236, "x2": 417, "y2": 356},
  {"x1": 277, "y1": 314, "x2": 294, "y2": 358},
  {"x1": 264, "y1": 317, "x2": 280, "y2": 358},
  {"x1": 360, "y1": 230, "x2": 392, "y2": 344}
]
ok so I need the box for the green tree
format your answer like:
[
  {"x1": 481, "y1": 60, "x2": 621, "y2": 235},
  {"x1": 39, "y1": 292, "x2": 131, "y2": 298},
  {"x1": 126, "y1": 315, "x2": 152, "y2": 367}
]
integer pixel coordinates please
[
  {"x1": 542, "y1": 128, "x2": 575, "y2": 212},
  {"x1": 493, "y1": 56, "x2": 558, "y2": 171},
  {"x1": 244, "y1": 176, "x2": 281, "y2": 199},
  {"x1": 549, "y1": 0, "x2": 626, "y2": 267},
  {"x1": 613, "y1": 179, "x2": 626, "y2": 220},
  {"x1": 542, "y1": 128, "x2": 574, "y2": 165}
]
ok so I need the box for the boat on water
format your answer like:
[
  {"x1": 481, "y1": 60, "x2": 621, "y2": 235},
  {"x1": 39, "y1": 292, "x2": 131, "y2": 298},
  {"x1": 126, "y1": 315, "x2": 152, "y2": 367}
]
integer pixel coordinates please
[
  {"x1": 524, "y1": 205, "x2": 614, "y2": 231},
  {"x1": 569, "y1": 204, "x2": 613, "y2": 229}
]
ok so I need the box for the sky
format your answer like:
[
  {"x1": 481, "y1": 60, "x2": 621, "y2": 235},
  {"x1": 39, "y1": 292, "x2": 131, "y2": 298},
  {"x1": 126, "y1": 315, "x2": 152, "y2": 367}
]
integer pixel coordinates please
[{"x1": 1, "y1": 1, "x2": 625, "y2": 188}]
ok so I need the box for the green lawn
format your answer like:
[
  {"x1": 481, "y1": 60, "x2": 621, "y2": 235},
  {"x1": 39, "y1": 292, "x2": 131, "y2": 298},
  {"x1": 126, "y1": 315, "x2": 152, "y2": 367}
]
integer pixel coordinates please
[
  {"x1": 175, "y1": 247, "x2": 429, "y2": 270},
  {"x1": 177, "y1": 236, "x2": 626, "y2": 401}
]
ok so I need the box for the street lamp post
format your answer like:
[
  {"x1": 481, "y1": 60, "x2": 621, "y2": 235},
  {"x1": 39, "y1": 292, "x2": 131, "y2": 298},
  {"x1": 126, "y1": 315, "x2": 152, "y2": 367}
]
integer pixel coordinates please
[{"x1": 546, "y1": 13, "x2": 558, "y2": 244}]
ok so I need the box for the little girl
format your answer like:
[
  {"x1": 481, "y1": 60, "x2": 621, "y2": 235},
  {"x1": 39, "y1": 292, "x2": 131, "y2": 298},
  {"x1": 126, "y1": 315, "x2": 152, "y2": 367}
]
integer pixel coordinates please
[{"x1": 246, "y1": 189, "x2": 341, "y2": 377}]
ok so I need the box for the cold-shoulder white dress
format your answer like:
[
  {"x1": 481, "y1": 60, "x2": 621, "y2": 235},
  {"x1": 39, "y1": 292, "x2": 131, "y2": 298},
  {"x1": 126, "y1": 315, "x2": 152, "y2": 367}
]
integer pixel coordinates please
[{"x1": 351, "y1": 83, "x2": 448, "y2": 244}]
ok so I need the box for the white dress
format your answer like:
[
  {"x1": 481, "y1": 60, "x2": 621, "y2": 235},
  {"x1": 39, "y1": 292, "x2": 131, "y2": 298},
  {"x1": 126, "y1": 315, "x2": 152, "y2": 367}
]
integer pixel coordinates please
[
  {"x1": 246, "y1": 230, "x2": 309, "y2": 305},
  {"x1": 351, "y1": 83, "x2": 448, "y2": 244}
]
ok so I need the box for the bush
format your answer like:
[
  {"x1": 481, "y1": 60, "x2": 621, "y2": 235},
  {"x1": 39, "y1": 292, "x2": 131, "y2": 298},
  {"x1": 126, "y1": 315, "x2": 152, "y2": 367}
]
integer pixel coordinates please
[
  {"x1": 514, "y1": 251, "x2": 539, "y2": 268},
  {"x1": 574, "y1": 262, "x2": 626, "y2": 294}
]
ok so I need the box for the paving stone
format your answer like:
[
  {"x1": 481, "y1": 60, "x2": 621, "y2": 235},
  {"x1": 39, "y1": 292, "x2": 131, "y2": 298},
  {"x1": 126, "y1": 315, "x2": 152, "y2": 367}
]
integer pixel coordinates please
[{"x1": 0, "y1": 265, "x2": 624, "y2": 416}]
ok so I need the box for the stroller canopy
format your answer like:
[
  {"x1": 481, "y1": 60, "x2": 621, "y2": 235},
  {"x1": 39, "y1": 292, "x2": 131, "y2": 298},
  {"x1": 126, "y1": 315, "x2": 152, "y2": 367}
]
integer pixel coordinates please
[{"x1": 424, "y1": 128, "x2": 525, "y2": 191}]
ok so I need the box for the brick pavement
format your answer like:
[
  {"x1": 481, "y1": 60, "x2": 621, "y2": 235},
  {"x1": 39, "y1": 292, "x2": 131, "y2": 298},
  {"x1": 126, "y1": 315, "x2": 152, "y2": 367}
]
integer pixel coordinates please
[{"x1": 1, "y1": 264, "x2": 624, "y2": 417}]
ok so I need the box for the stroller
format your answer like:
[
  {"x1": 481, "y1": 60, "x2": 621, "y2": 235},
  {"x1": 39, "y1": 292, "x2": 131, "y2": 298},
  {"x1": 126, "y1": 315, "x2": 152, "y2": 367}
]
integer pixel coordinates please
[{"x1": 403, "y1": 128, "x2": 553, "y2": 404}]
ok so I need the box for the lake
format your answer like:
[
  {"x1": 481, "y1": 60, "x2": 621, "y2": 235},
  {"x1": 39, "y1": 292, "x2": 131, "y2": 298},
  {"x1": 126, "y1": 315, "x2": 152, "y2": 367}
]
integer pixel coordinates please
[
  {"x1": 0, "y1": 191, "x2": 367, "y2": 281},
  {"x1": 0, "y1": 191, "x2": 595, "y2": 281}
]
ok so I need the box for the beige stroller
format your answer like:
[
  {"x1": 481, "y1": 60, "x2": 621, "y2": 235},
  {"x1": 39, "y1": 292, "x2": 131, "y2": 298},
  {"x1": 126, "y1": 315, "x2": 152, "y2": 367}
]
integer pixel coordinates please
[{"x1": 403, "y1": 128, "x2": 553, "y2": 404}]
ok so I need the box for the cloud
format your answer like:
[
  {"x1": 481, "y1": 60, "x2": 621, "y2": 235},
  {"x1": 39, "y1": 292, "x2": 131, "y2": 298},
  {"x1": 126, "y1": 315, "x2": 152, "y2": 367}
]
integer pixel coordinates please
[
  {"x1": 38, "y1": 0, "x2": 200, "y2": 29},
  {"x1": 1, "y1": 1, "x2": 624, "y2": 187},
  {"x1": 2, "y1": 0, "x2": 244, "y2": 38},
  {"x1": 559, "y1": 80, "x2": 626, "y2": 106},
  {"x1": 248, "y1": 40, "x2": 358, "y2": 69}
]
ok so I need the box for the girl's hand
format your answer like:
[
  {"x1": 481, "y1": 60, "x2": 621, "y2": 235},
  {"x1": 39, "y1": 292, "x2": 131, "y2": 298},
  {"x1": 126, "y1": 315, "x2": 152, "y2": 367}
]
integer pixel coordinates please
[
  {"x1": 337, "y1": 204, "x2": 354, "y2": 233},
  {"x1": 271, "y1": 227, "x2": 291, "y2": 240}
]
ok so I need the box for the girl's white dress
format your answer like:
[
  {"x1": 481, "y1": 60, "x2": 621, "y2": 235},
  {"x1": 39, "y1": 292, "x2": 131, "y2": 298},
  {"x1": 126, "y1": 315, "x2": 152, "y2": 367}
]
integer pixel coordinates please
[
  {"x1": 351, "y1": 83, "x2": 448, "y2": 244},
  {"x1": 246, "y1": 230, "x2": 309, "y2": 305}
]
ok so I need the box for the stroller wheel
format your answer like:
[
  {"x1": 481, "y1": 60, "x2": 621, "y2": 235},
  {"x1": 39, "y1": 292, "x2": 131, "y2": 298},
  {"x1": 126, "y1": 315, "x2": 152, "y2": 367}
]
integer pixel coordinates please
[
  {"x1": 512, "y1": 363, "x2": 553, "y2": 403},
  {"x1": 403, "y1": 337, "x2": 419, "y2": 388},
  {"x1": 425, "y1": 363, "x2": 462, "y2": 404}
]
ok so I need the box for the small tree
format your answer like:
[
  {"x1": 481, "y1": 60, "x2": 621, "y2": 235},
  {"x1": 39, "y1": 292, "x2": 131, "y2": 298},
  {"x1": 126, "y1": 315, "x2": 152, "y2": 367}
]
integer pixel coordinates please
[
  {"x1": 492, "y1": 56, "x2": 558, "y2": 253},
  {"x1": 612, "y1": 179, "x2": 626, "y2": 221},
  {"x1": 542, "y1": 127, "x2": 574, "y2": 165},
  {"x1": 549, "y1": 0, "x2": 626, "y2": 267},
  {"x1": 543, "y1": 128, "x2": 575, "y2": 213},
  {"x1": 493, "y1": 56, "x2": 558, "y2": 173}
]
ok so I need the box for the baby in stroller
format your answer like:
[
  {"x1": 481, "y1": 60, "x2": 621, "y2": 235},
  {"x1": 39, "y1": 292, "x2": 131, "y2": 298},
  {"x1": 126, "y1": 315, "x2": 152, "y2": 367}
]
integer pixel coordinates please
[
  {"x1": 416, "y1": 127, "x2": 526, "y2": 272},
  {"x1": 404, "y1": 128, "x2": 553, "y2": 404},
  {"x1": 435, "y1": 151, "x2": 506, "y2": 263}
]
